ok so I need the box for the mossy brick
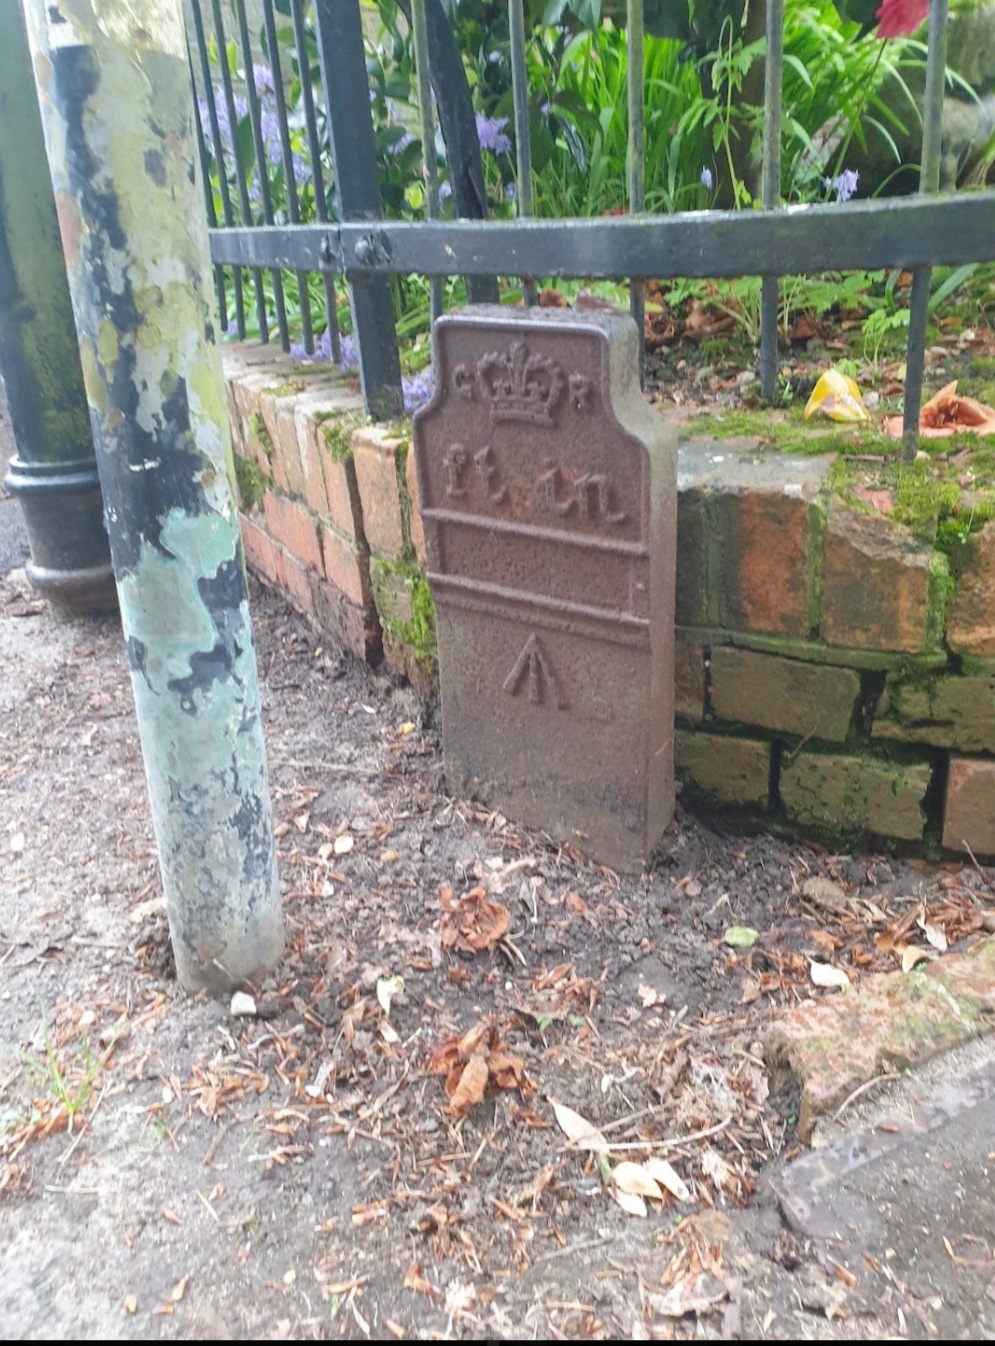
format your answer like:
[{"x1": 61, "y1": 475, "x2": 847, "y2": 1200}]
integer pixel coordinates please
[
  {"x1": 226, "y1": 379, "x2": 245, "y2": 458},
  {"x1": 239, "y1": 514, "x2": 279, "y2": 586},
  {"x1": 779, "y1": 751, "x2": 931, "y2": 841},
  {"x1": 946, "y1": 519, "x2": 995, "y2": 657},
  {"x1": 405, "y1": 442, "x2": 426, "y2": 564},
  {"x1": 352, "y1": 424, "x2": 407, "y2": 558},
  {"x1": 271, "y1": 397, "x2": 306, "y2": 498},
  {"x1": 675, "y1": 730, "x2": 770, "y2": 807},
  {"x1": 820, "y1": 504, "x2": 942, "y2": 653},
  {"x1": 710, "y1": 647, "x2": 859, "y2": 741},
  {"x1": 369, "y1": 557, "x2": 438, "y2": 685},
  {"x1": 674, "y1": 640, "x2": 706, "y2": 720},
  {"x1": 321, "y1": 525, "x2": 371, "y2": 608},
  {"x1": 765, "y1": 937, "x2": 995, "y2": 1142},
  {"x1": 319, "y1": 437, "x2": 365, "y2": 542},
  {"x1": 675, "y1": 485, "x2": 711, "y2": 627},
  {"x1": 943, "y1": 758, "x2": 995, "y2": 856},
  {"x1": 263, "y1": 490, "x2": 322, "y2": 573},
  {"x1": 873, "y1": 672, "x2": 995, "y2": 752}
]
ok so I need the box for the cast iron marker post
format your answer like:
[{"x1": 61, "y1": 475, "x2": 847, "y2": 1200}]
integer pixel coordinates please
[
  {"x1": 20, "y1": 0, "x2": 284, "y2": 994},
  {"x1": 0, "y1": 2, "x2": 114, "y2": 613}
]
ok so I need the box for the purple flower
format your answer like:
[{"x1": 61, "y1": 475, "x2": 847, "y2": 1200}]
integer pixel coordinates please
[
  {"x1": 402, "y1": 366, "x2": 435, "y2": 412},
  {"x1": 439, "y1": 181, "x2": 453, "y2": 200},
  {"x1": 475, "y1": 114, "x2": 512, "y2": 156},
  {"x1": 252, "y1": 62, "x2": 275, "y2": 96},
  {"x1": 504, "y1": 182, "x2": 516, "y2": 201},
  {"x1": 827, "y1": 168, "x2": 859, "y2": 203},
  {"x1": 700, "y1": 166, "x2": 713, "y2": 191}
]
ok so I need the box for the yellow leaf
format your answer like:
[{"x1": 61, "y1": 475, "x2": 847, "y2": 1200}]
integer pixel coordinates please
[
  {"x1": 902, "y1": 945, "x2": 931, "y2": 973},
  {"x1": 804, "y1": 369, "x2": 870, "y2": 423}
]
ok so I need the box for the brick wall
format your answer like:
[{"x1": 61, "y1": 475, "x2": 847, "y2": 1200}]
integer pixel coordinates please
[{"x1": 224, "y1": 345, "x2": 995, "y2": 859}]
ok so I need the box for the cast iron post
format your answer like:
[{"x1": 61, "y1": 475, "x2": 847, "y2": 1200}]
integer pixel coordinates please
[
  {"x1": 20, "y1": 0, "x2": 284, "y2": 994},
  {"x1": 0, "y1": 2, "x2": 114, "y2": 612}
]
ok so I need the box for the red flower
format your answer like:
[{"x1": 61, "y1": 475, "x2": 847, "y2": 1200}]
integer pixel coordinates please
[{"x1": 876, "y1": 0, "x2": 930, "y2": 38}]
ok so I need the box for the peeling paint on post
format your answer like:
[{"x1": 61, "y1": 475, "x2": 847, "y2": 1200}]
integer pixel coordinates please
[
  {"x1": 21, "y1": 0, "x2": 283, "y2": 993},
  {"x1": 0, "y1": 3, "x2": 114, "y2": 612}
]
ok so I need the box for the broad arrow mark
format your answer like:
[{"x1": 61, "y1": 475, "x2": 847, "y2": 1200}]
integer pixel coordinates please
[{"x1": 502, "y1": 633, "x2": 567, "y2": 709}]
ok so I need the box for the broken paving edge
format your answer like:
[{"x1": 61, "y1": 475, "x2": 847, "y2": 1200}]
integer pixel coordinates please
[{"x1": 763, "y1": 935, "x2": 995, "y2": 1145}]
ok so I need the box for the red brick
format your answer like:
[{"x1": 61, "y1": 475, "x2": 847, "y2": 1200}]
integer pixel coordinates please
[
  {"x1": 271, "y1": 398, "x2": 305, "y2": 498},
  {"x1": 352, "y1": 425, "x2": 406, "y2": 558},
  {"x1": 293, "y1": 398, "x2": 331, "y2": 518},
  {"x1": 947, "y1": 519, "x2": 995, "y2": 657},
  {"x1": 319, "y1": 431, "x2": 364, "y2": 541},
  {"x1": 263, "y1": 490, "x2": 322, "y2": 573},
  {"x1": 674, "y1": 641, "x2": 706, "y2": 720},
  {"x1": 821, "y1": 505, "x2": 938, "y2": 652},
  {"x1": 312, "y1": 579, "x2": 382, "y2": 663},
  {"x1": 274, "y1": 544, "x2": 317, "y2": 620},
  {"x1": 321, "y1": 525, "x2": 371, "y2": 607},
  {"x1": 239, "y1": 514, "x2": 279, "y2": 585},
  {"x1": 943, "y1": 757, "x2": 995, "y2": 856},
  {"x1": 714, "y1": 487, "x2": 814, "y2": 637},
  {"x1": 405, "y1": 442, "x2": 426, "y2": 564}
]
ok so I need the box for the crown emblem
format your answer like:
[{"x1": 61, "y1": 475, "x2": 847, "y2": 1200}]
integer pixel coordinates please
[{"x1": 474, "y1": 341, "x2": 565, "y2": 425}]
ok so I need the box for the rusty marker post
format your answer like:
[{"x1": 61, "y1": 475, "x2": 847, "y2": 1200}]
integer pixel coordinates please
[
  {"x1": 413, "y1": 308, "x2": 677, "y2": 872},
  {"x1": 20, "y1": 0, "x2": 283, "y2": 993}
]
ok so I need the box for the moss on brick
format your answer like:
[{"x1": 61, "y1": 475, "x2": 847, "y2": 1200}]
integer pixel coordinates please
[
  {"x1": 319, "y1": 411, "x2": 364, "y2": 463},
  {"x1": 248, "y1": 410, "x2": 273, "y2": 458},
  {"x1": 369, "y1": 556, "x2": 437, "y2": 675},
  {"x1": 234, "y1": 456, "x2": 268, "y2": 509}
]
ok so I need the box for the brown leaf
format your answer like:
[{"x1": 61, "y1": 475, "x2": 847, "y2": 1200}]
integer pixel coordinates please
[
  {"x1": 448, "y1": 1055, "x2": 490, "y2": 1118},
  {"x1": 403, "y1": 1264, "x2": 443, "y2": 1302},
  {"x1": 440, "y1": 887, "x2": 509, "y2": 952},
  {"x1": 613, "y1": 1161, "x2": 664, "y2": 1200},
  {"x1": 486, "y1": 1050, "x2": 524, "y2": 1090}
]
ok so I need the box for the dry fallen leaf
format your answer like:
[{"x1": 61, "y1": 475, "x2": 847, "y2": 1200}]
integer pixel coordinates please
[
  {"x1": 551, "y1": 1100, "x2": 608, "y2": 1153},
  {"x1": 123, "y1": 1294, "x2": 138, "y2": 1315},
  {"x1": 613, "y1": 1161, "x2": 664, "y2": 1201},
  {"x1": 333, "y1": 834, "x2": 354, "y2": 856},
  {"x1": 643, "y1": 1157, "x2": 691, "y2": 1202},
  {"x1": 809, "y1": 960, "x2": 851, "y2": 991},
  {"x1": 448, "y1": 1055, "x2": 489, "y2": 1119},
  {"x1": 917, "y1": 914, "x2": 948, "y2": 952},
  {"x1": 439, "y1": 886, "x2": 509, "y2": 952},
  {"x1": 613, "y1": 1188, "x2": 648, "y2": 1218},
  {"x1": 375, "y1": 975, "x2": 404, "y2": 1016},
  {"x1": 902, "y1": 945, "x2": 931, "y2": 973}
]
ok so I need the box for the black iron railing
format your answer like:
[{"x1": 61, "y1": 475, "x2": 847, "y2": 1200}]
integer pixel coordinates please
[{"x1": 190, "y1": 0, "x2": 993, "y2": 458}]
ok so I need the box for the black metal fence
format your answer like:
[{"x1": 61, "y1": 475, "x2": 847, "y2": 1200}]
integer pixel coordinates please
[{"x1": 190, "y1": 0, "x2": 995, "y2": 454}]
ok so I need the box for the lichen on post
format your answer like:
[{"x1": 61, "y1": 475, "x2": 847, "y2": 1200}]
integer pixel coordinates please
[{"x1": 20, "y1": 0, "x2": 283, "y2": 993}]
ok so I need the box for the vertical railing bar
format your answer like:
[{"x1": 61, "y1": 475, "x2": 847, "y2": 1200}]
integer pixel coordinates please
[
  {"x1": 290, "y1": 0, "x2": 339, "y2": 361},
  {"x1": 902, "y1": 0, "x2": 949, "y2": 462},
  {"x1": 627, "y1": 0, "x2": 645, "y2": 387},
  {"x1": 411, "y1": 0, "x2": 443, "y2": 324},
  {"x1": 759, "y1": 0, "x2": 784, "y2": 404},
  {"x1": 208, "y1": 0, "x2": 268, "y2": 343},
  {"x1": 189, "y1": 0, "x2": 245, "y2": 337},
  {"x1": 312, "y1": 0, "x2": 403, "y2": 419},
  {"x1": 508, "y1": 0, "x2": 537, "y2": 307},
  {"x1": 188, "y1": 47, "x2": 228, "y2": 335},
  {"x1": 261, "y1": 0, "x2": 313, "y2": 354},
  {"x1": 233, "y1": 0, "x2": 289, "y2": 350}
]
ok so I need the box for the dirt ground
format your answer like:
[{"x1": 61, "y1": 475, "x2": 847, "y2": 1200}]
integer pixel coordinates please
[{"x1": 2, "y1": 555, "x2": 995, "y2": 1340}]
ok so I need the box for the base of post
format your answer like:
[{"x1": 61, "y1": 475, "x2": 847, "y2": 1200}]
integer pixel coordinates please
[{"x1": 4, "y1": 455, "x2": 117, "y2": 614}]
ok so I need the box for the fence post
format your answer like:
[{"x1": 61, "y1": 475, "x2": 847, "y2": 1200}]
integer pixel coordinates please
[
  {"x1": 312, "y1": 0, "x2": 403, "y2": 421},
  {"x1": 20, "y1": 0, "x2": 284, "y2": 994},
  {"x1": 0, "y1": 2, "x2": 114, "y2": 614}
]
